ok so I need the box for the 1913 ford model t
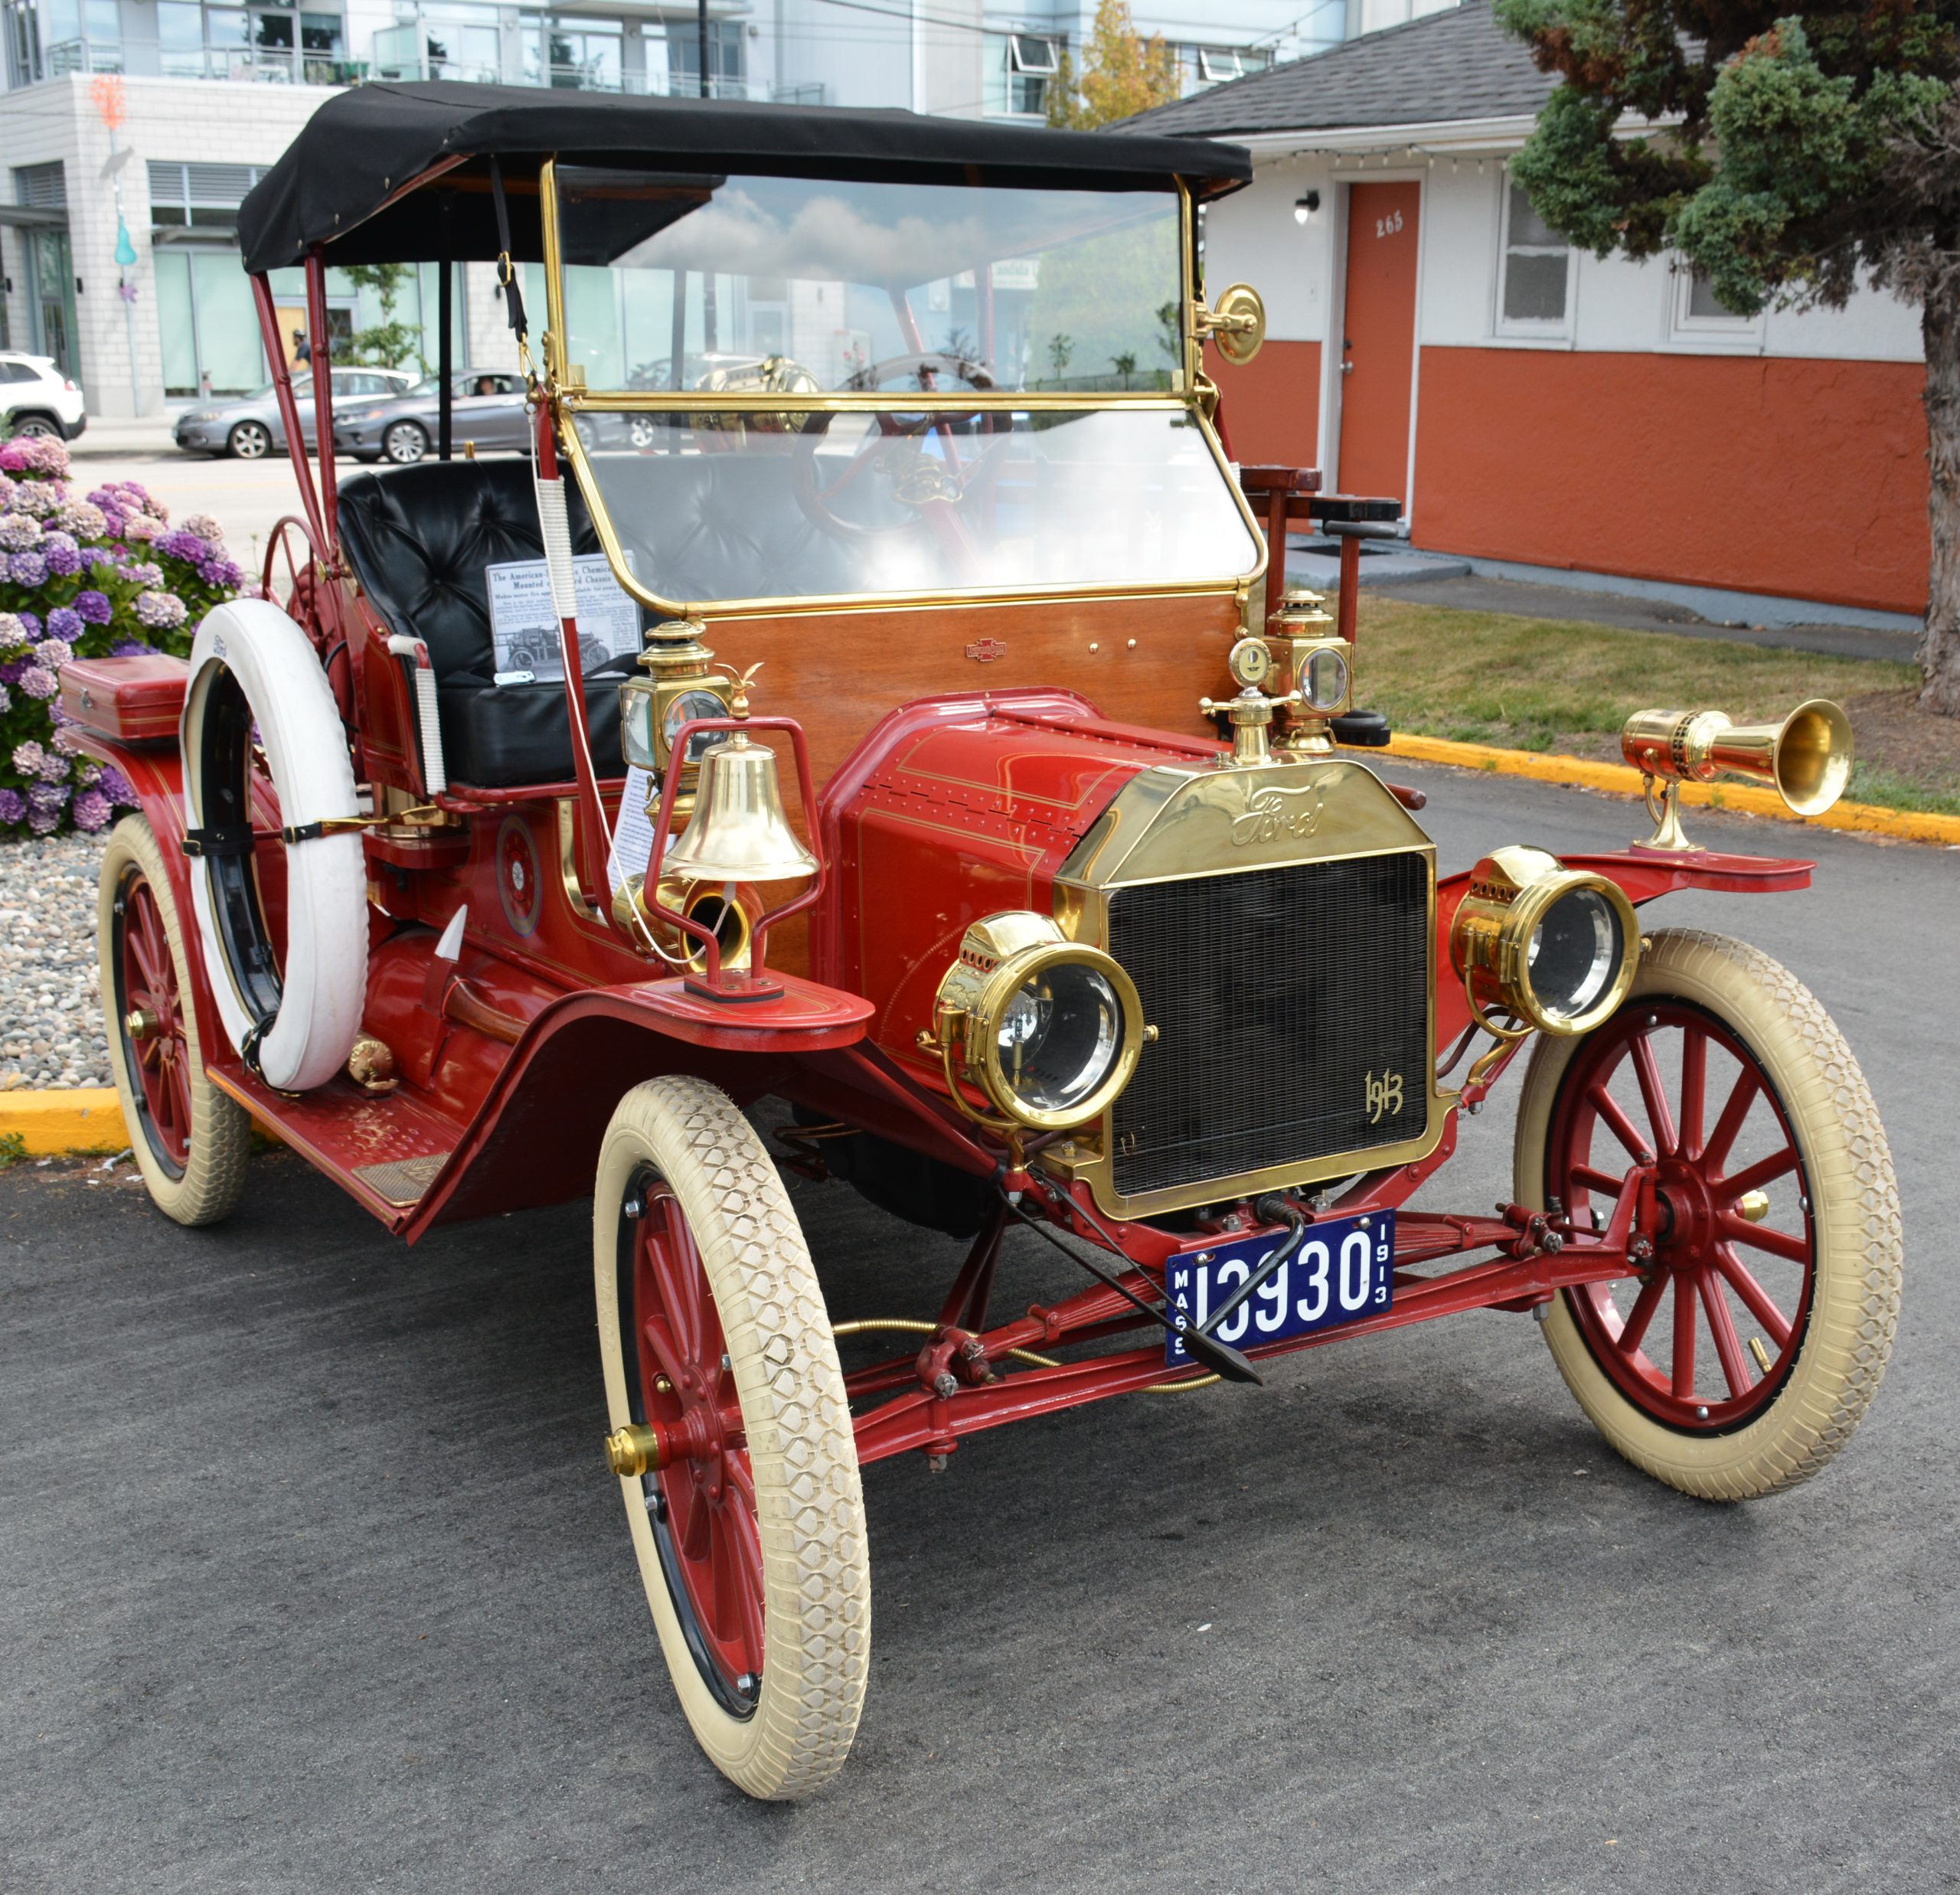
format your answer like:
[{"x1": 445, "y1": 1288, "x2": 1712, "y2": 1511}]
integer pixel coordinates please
[{"x1": 65, "y1": 85, "x2": 1901, "y2": 1799}]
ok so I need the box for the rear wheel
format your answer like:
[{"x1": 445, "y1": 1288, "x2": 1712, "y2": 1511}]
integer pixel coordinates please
[
  {"x1": 99, "y1": 816, "x2": 250, "y2": 1225},
  {"x1": 1514, "y1": 929, "x2": 1900, "y2": 1499},
  {"x1": 7, "y1": 411, "x2": 61, "y2": 440},
  {"x1": 227, "y1": 420, "x2": 271, "y2": 460},
  {"x1": 594, "y1": 1077, "x2": 869, "y2": 1799},
  {"x1": 382, "y1": 420, "x2": 428, "y2": 465}
]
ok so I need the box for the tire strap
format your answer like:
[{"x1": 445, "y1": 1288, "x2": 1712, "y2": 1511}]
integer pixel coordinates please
[{"x1": 181, "y1": 824, "x2": 255, "y2": 859}]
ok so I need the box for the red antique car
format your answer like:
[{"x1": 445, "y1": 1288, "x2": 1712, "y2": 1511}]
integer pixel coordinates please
[{"x1": 66, "y1": 86, "x2": 1900, "y2": 1799}]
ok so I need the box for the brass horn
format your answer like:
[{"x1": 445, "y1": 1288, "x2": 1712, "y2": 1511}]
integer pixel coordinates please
[{"x1": 1621, "y1": 698, "x2": 1854, "y2": 851}]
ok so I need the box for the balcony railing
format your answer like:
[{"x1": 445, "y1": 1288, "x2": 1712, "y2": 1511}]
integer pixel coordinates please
[
  {"x1": 44, "y1": 38, "x2": 358, "y2": 83},
  {"x1": 31, "y1": 38, "x2": 743, "y2": 96}
]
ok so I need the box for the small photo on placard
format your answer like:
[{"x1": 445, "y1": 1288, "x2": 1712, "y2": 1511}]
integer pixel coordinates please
[{"x1": 485, "y1": 551, "x2": 641, "y2": 683}]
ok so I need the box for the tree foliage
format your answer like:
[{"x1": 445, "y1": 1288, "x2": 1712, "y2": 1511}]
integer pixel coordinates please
[
  {"x1": 1498, "y1": 2, "x2": 1957, "y2": 313},
  {"x1": 1045, "y1": 0, "x2": 1181, "y2": 130},
  {"x1": 341, "y1": 263, "x2": 427, "y2": 373},
  {"x1": 1499, "y1": 2, "x2": 1960, "y2": 712}
]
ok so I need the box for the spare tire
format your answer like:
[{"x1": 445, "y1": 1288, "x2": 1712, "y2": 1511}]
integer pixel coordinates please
[{"x1": 180, "y1": 599, "x2": 366, "y2": 1092}]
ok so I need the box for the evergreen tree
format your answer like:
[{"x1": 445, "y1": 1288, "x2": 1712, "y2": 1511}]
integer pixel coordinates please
[{"x1": 1498, "y1": 0, "x2": 1960, "y2": 711}]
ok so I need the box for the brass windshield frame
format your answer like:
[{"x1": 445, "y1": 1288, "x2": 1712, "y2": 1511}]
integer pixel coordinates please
[{"x1": 537, "y1": 158, "x2": 1265, "y2": 621}]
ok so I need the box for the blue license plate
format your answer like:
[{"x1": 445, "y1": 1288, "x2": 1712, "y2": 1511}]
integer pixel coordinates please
[{"x1": 1164, "y1": 1211, "x2": 1394, "y2": 1365}]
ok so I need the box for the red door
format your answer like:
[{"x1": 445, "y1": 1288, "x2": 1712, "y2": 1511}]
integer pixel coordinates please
[{"x1": 1338, "y1": 181, "x2": 1421, "y2": 505}]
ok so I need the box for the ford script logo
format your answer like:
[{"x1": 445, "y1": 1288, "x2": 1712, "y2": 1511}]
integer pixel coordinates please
[{"x1": 1230, "y1": 783, "x2": 1322, "y2": 846}]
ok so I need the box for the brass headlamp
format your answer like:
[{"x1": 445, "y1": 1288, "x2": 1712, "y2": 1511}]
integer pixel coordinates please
[
  {"x1": 931, "y1": 912, "x2": 1145, "y2": 1132},
  {"x1": 1451, "y1": 845, "x2": 1638, "y2": 1039}
]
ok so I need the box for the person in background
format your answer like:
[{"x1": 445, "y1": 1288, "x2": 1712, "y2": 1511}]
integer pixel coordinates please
[
  {"x1": 474, "y1": 374, "x2": 497, "y2": 397},
  {"x1": 292, "y1": 328, "x2": 311, "y2": 365}
]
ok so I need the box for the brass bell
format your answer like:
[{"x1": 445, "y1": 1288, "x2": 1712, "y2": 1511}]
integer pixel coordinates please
[{"x1": 659, "y1": 731, "x2": 818, "y2": 886}]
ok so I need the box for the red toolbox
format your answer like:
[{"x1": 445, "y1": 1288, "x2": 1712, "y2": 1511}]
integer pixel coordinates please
[{"x1": 59, "y1": 654, "x2": 189, "y2": 747}]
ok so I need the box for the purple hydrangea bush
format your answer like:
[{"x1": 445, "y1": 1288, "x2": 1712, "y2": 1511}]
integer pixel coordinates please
[{"x1": 0, "y1": 436, "x2": 248, "y2": 838}]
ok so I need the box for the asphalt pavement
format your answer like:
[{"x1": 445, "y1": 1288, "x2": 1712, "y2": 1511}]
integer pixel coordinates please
[{"x1": 3, "y1": 766, "x2": 1956, "y2": 1895}]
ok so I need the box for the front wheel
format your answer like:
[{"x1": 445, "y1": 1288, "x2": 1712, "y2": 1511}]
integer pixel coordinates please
[
  {"x1": 227, "y1": 420, "x2": 271, "y2": 460},
  {"x1": 1514, "y1": 929, "x2": 1900, "y2": 1500},
  {"x1": 594, "y1": 1077, "x2": 869, "y2": 1799},
  {"x1": 381, "y1": 420, "x2": 428, "y2": 465}
]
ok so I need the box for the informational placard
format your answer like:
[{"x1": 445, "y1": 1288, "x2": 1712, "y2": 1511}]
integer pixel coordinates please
[
  {"x1": 485, "y1": 552, "x2": 640, "y2": 682},
  {"x1": 608, "y1": 764, "x2": 658, "y2": 897}
]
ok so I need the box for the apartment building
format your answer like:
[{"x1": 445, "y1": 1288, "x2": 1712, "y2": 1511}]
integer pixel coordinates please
[{"x1": 0, "y1": 0, "x2": 1384, "y2": 419}]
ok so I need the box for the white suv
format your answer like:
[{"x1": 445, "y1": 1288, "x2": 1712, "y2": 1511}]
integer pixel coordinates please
[{"x1": 0, "y1": 353, "x2": 87, "y2": 443}]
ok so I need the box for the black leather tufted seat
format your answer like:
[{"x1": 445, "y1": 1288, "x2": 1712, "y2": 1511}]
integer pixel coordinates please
[{"x1": 337, "y1": 459, "x2": 634, "y2": 789}]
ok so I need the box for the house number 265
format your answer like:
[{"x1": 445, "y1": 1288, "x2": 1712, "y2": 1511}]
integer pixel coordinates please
[{"x1": 1375, "y1": 209, "x2": 1405, "y2": 238}]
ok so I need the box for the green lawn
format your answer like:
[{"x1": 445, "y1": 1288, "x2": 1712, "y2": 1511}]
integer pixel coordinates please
[{"x1": 1355, "y1": 596, "x2": 1960, "y2": 817}]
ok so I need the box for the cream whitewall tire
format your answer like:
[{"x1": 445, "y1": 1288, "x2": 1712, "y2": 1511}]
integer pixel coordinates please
[
  {"x1": 1514, "y1": 928, "x2": 1902, "y2": 1500},
  {"x1": 594, "y1": 1077, "x2": 870, "y2": 1799},
  {"x1": 181, "y1": 599, "x2": 366, "y2": 1093},
  {"x1": 99, "y1": 815, "x2": 251, "y2": 1224}
]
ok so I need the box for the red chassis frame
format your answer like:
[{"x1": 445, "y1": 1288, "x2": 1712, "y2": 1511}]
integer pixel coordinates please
[{"x1": 73, "y1": 250, "x2": 1819, "y2": 1472}]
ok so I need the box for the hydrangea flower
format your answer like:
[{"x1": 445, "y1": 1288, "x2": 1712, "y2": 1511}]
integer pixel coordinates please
[
  {"x1": 0, "y1": 513, "x2": 41, "y2": 552},
  {"x1": 13, "y1": 740, "x2": 46, "y2": 773},
  {"x1": 27, "y1": 803, "x2": 58, "y2": 834},
  {"x1": 200, "y1": 557, "x2": 245, "y2": 590},
  {"x1": 18, "y1": 664, "x2": 57, "y2": 700},
  {"x1": 109, "y1": 637, "x2": 149, "y2": 658},
  {"x1": 42, "y1": 538, "x2": 82, "y2": 578},
  {"x1": 183, "y1": 513, "x2": 224, "y2": 541},
  {"x1": 0, "y1": 472, "x2": 15, "y2": 508},
  {"x1": 123, "y1": 513, "x2": 162, "y2": 542},
  {"x1": 40, "y1": 740, "x2": 73, "y2": 773},
  {"x1": 0, "y1": 435, "x2": 70, "y2": 478},
  {"x1": 45, "y1": 606, "x2": 83, "y2": 641},
  {"x1": 11, "y1": 551, "x2": 47, "y2": 586},
  {"x1": 28, "y1": 781, "x2": 69, "y2": 812},
  {"x1": 17, "y1": 612, "x2": 41, "y2": 637},
  {"x1": 11, "y1": 481, "x2": 58, "y2": 520},
  {"x1": 0, "y1": 788, "x2": 23, "y2": 824},
  {"x1": 35, "y1": 638, "x2": 73, "y2": 669},
  {"x1": 73, "y1": 590, "x2": 112, "y2": 625},
  {"x1": 0, "y1": 609, "x2": 27, "y2": 651},
  {"x1": 124, "y1": 561, "x2": 163, "y2": 587},
  {"x1": 135, "y1": 591, "x2": 188, "y2": 632},
  {"x1": 72, "y1": 789, "x2": 112, "y2": 832},
  {"x1": 96, "y1": 763, "x2": 133, "y2": 805},
  {"x1": 55, "y1": 500, "x2": 107, "y2": 539}
]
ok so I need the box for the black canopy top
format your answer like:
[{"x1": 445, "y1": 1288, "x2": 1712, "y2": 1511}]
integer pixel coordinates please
[{"x1": 237, "y1": 82, "x2": 1253, "y2": 275}]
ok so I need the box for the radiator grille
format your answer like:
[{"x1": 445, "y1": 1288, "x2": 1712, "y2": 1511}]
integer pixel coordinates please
[{"x1": 1106, "y1": 851, "x2": 1430, "y2": 1201}]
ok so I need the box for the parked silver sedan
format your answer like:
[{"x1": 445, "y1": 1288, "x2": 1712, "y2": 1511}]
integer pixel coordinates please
[
  {"x1": 173, "y1": 368, "x2": 416, "y2": 459},
  {"x1": 332, "y1": 370, "x2": 531, "y2": 465}
]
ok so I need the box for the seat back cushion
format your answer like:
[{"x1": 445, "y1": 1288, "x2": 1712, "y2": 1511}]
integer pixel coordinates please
[{"x1": 337, "y1": 459, "x2": 631, "y2": 788}]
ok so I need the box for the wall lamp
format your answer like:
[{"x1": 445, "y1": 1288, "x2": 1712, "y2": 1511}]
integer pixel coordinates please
[{"x1": 1292, "y1": 190, "x2": 1321, "y2": 225}]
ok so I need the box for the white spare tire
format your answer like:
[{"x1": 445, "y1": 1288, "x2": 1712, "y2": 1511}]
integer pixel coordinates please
[{"x1": 181, "y1": 599, "x2": 366, "y2": 1093}]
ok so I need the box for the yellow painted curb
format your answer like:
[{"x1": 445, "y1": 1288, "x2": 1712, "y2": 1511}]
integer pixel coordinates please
[
  {"x1": 0, "y1": 1089, "x2": 129, "y2": 1155},
  {"x1": 1383, "y1": 733, "x2": 1960, "y2": 847}
]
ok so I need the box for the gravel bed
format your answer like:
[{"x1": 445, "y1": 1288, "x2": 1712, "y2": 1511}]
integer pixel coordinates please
[{"x1": 2, "y1": 832, "x2": 113, "y2": 1091}]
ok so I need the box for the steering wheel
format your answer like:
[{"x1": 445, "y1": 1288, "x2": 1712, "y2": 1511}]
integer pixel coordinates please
[{"x1": 790, "y1": 354, "x2": 1009, "y2": 543}]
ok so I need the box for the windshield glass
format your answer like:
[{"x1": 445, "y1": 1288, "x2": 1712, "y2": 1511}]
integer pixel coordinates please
[
  {"x1": 567, "y1": 406, "x2": 1259, "y2": 610},
  {"x1": 551, "y1": 166, "x2": 1187, "y2": 397}
]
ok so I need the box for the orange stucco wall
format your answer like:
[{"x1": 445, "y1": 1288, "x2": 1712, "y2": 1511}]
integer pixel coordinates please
[
  {"x1": 1413, "y1": 347, "x2": 1930, "y2": 616},
  {"x1": 1210, "y1": 338, "x2": 1322, "y2": 472}
]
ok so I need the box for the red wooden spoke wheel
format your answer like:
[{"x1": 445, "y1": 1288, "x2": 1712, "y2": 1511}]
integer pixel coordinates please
[
  {"x1": 1548, "y1": 1000, "x2": 1814, "y2": 1432},
  {"x1": 116, "y1": 870, "x2": 196, "y2": 1173},
  {"x1": 622, "y1": 1167, "x2": 766, "y2": 1711},
  {"x1": 96, "y1": 815, "x2": 250, "y2": 1227},
  {"x1": 593, "y1": 1077, "x2": 868, "y2": 1799},
  {"x1": 1514, "y1": 930, "x2": 1901, "y2": 1501}
]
